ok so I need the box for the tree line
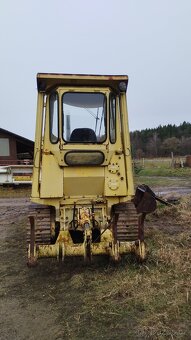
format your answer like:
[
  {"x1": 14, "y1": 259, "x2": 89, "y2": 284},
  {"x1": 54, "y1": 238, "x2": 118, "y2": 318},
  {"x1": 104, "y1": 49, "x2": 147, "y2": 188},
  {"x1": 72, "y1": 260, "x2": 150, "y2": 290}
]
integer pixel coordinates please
[{"x1": 130, "y1": 121, "x2": 191, "y2": 158}]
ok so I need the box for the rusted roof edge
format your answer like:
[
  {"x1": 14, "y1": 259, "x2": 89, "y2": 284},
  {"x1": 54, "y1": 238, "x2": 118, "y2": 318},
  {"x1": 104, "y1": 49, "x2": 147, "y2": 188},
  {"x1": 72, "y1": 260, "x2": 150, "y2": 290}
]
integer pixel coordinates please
[{"x1": 37, "y1": 73, "x2": 128, "y2": 93}]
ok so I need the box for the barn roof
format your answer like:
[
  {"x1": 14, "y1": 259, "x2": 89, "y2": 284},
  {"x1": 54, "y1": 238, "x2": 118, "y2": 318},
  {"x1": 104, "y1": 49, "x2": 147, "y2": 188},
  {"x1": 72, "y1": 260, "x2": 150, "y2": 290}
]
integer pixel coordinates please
[{"x1": 0, "y1": 128, "x2": 34, "y2": 146}]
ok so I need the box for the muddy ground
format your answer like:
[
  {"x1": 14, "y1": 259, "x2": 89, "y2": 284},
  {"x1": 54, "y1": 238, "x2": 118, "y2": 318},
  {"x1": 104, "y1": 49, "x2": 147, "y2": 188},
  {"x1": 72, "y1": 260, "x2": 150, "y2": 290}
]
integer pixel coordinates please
[
  {"x1": 0, "y1": 194, "x2": 190, "y2": 340},
  {"x1": 0, "y1": 197, "x2": 70, "y2": 340}
]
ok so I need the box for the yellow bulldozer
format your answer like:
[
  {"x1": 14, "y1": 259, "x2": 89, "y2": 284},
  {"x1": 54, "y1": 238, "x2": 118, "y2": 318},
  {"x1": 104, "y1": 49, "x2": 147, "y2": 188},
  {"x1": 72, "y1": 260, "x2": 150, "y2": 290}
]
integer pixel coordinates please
[{"x1": 27, "y1": 73, "x2": 157, "y2": 266}]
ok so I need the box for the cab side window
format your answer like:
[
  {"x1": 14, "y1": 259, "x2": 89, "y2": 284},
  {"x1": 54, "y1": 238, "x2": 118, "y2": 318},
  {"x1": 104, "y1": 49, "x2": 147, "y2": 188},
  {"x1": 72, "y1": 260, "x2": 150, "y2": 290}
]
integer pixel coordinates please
[
  {"x1": 49, "y1": 92, "x2": 59, "y2": 143},
  {"x1": 110, "y1": 94, "x2": 116, "y2": 144}
]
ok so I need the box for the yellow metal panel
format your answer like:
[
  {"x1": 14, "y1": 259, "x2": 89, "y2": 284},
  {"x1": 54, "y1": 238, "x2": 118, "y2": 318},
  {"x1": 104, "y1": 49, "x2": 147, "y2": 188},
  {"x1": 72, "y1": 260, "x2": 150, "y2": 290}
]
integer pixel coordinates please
[
  {"x1": 40, "y1": 155, "x2": 63, "y2": 198},
  {"x1": 120, "y1": 93, "x2": 134, "y2": 196},
  {"x1": 104, "y1": 154, "x2": 127, "y2": 197},
  {"x1": 64, "y1": 167, "x2": 104, "y2": 197},
  {"x1": 31, "y1": 92, "x2": 44, "y2": 199}
]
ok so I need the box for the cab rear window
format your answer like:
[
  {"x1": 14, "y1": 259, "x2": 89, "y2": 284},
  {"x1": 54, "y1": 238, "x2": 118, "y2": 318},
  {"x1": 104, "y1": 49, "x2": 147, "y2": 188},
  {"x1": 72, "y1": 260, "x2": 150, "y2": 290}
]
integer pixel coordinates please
[{"x1": 62, "y1": 92, "x2": 106, "y2": 143}]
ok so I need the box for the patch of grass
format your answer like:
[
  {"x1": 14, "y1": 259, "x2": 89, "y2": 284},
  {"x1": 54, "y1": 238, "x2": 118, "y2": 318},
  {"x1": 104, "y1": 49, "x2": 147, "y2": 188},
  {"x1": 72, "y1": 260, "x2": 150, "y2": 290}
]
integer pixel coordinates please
[
  {"x1": 0, "y1": 185, "x2": 31, "y2": 198},
  {"x1": 134, "y1": 174, "x2": 191, "y2": 190},
  {"x1": 56, "y1": 231, "x2": 191, "y2": 339},
  {"x1": 133, "y1": 158, "x2": 191, "y2": 191},
  {"x1": 65, "y1": 198, "x2": 191, "y2": 339},
  {"x1": 134, "y1": 157, "x2": 186, "y2": 169},
  {"x1": 133, "y1": 159, "x2": 191, "y2": 190},
  {"x1": 152, "y1": 194, "x2": 191, "y2": 221},
  {"x1": 137, "y1": 167, "x2": 191, "y2": 177}
]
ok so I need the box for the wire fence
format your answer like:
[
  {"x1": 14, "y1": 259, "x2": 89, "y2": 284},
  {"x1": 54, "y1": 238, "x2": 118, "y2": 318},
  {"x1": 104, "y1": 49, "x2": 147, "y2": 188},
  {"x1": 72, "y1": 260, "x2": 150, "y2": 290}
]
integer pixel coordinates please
[{"x1": 133, "y1": 156, "x2": 186, "y2": 169}]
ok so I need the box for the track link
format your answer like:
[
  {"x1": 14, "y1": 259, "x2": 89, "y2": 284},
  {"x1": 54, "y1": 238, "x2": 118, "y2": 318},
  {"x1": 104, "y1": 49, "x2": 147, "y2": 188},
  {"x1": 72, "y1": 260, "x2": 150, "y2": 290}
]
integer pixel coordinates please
[
  {"x1": 27, "y1": 204, "x2": 52, "y2": 245},
  {"x1": 112, "y1": 202, "x2": 139, "y2": 241}
]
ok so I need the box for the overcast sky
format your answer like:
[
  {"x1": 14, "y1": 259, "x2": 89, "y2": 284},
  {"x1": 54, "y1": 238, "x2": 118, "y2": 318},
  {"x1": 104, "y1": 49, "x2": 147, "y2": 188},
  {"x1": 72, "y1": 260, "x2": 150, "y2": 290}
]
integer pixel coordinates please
[{"x1": 0, "y1": 0, "x2": 191, "y2": 140}]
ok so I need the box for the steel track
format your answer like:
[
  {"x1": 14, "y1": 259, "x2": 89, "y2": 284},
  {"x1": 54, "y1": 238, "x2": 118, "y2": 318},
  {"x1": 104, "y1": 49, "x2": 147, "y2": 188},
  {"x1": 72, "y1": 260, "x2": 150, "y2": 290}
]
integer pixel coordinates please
[
  {"x1": 27, "y1": 204, "x2": 52, "y2": 245},
  {"x1": 112, "y1": 202, "x2": 139, "y2": 241}
]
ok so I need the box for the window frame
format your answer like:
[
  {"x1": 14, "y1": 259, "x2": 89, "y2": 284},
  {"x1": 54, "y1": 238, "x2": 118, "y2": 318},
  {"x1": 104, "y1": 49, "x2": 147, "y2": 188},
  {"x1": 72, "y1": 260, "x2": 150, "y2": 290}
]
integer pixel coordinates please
[{"x1": 0, "y1": 138, "x2": 10, "y2": 156}]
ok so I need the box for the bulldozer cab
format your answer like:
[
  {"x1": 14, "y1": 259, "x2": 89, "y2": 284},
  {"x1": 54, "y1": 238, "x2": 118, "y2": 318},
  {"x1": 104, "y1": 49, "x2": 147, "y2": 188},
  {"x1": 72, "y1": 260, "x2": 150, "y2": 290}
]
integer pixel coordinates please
[
  {"x1": 28, "y1": 74, "x2": 145, "y2": 266},
  {"x1": 32, "y1": 73, "x2": 134, "y2": 202}
]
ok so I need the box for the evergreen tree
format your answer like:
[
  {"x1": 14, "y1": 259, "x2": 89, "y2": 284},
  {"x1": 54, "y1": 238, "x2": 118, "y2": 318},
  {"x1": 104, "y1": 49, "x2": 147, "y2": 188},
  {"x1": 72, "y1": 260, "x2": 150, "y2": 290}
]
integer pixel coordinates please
[{"x1": 130, "y1": 122, "x2": 191, "y2": 157}]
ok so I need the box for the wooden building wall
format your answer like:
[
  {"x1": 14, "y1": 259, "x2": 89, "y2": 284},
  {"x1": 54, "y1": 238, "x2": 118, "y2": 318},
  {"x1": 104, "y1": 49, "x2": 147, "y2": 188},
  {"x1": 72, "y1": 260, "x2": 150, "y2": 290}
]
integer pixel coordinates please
[
  {"x1": 0, "y1": 129, "x2": 34, "y2": 165},
  {"x1": 0, "y1": 131, "x2": 17, "y2": 161}
]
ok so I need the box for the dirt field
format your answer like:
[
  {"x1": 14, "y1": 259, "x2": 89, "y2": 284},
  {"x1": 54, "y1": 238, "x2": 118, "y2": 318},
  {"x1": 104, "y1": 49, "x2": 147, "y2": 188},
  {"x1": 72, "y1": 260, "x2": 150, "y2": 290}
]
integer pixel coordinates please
[{"x1": 0, "y1": 192, "x2": 191, "y2": 340}]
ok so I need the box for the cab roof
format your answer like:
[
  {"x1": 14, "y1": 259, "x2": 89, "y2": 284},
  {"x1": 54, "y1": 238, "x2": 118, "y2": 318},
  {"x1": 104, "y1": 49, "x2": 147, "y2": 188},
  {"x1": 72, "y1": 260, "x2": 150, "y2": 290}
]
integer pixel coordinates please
[{"x1": 37, "y1": 73, "x2": 128, "y2": 93}]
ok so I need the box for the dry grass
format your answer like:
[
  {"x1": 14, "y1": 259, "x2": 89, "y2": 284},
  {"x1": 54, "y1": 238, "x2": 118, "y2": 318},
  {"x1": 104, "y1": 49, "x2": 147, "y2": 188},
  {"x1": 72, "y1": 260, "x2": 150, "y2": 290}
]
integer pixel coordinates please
[
  {"x1": 0, "y1": 185, "x2": 31, "y2": 198},
  {"x1": 153, "y1": 194, "x2": 191, "y2": 221},
  {"x1": 50, "y1": 197, "x2": 191, "y2": 339},
  {"x1": 56, "y1": 239, "x2": 190, "y2": 339}
]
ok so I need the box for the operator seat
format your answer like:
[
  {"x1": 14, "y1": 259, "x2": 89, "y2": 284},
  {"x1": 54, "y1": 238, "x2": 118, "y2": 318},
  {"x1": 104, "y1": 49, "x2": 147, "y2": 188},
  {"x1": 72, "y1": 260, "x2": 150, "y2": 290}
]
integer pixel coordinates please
[{"x1": 70, "y1": 128, "x2": 97, "y2": 142}]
